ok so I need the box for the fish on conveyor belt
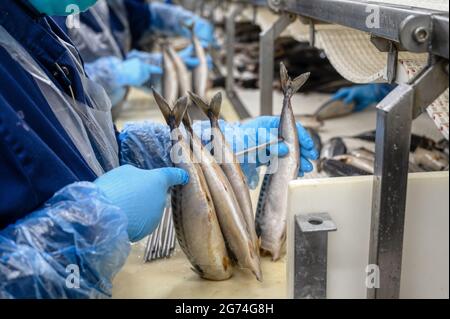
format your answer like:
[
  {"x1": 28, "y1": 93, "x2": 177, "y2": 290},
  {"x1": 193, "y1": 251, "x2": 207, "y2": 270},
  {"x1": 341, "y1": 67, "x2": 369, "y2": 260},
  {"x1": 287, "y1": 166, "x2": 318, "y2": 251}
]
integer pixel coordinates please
[
  {"x1": 351, "y1": 131, "x2": 439, "y2": 152},
  {"x1": 161, "y1": 46, "x2": 179, "y2": 105},
  {"x1": 320, "y1": 159, "x2": 372, "y2": 177},
  {"x1": 188, "y1": 92, "x2": 261, "y2": 263},
  {"x1": 307, "y1": 128, "x2": 322, "y2": 154},
  {"x1": 185, "y1": 23, "x2": 209, "y2": 120},
  {"x1": 350, "y1": 147, "x2": 426, "y2": 173},
  {"x1": 313, "y1": 98, "x2": 356, "y2": 120},
  {"x1": 333, "y1": 155, "x2": 374, "y2": 174},
  {"x1": 256, "y1": 63, "x2": 310, "y2": 261},
  {"x1": 166, "y1": 44, "x2": 191, "y2": 98},
  {"x1": 350, "y1": 147, "x2": 375, "y2": 162},
  {"x1": 412, "y1": 147, "x2": 449, "y2": 171},
  {"x1": 436, "y1": 139, "x2": 449, "y2": 157},
  {"x1": 153, "y1": 90, "x2": 232, "y2": 281},
  {"x1": 321, "y1": 137, "x2": 347, "y2": 160},
  {"x1": 182, "y1": 110, "x2": 262, "y2": 281}
]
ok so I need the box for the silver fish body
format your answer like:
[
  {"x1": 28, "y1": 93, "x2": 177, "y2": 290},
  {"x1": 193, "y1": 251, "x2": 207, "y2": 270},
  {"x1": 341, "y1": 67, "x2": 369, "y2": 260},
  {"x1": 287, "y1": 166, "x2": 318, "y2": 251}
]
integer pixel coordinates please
[
  {"x1": 162, "y1": 49, "x2": 179, "y2": 104},
  {"x1": 166, "y1": 45, "x2": 192, "y2": 97},
  {"x1": 153, "y1": 91, "x2": 232, "y2": 281},
  {"x1": 190, "y1": 132, "x2": 262, "y2": 280},
  {"x1": 192, "y1": 36, "x2": 208, "y2": 98},
  {"x1": 321, "y1": 137, "x2": 347, "y2": 159},
  {"x1": 188, "y1": 92, "x2": 260, "y2": 258},
  {"x1": 334, "y1": 155, "x2": 374, "y2": 174},
  {"x1": 413, "y1": 147, "x2": 449, "y2": 171},
  {"x1": 320, "y1": 158, "x2": 371, "y2": 177},
  {"x1": 256, "y1": 64, "x2": 310, "y2": 261}
]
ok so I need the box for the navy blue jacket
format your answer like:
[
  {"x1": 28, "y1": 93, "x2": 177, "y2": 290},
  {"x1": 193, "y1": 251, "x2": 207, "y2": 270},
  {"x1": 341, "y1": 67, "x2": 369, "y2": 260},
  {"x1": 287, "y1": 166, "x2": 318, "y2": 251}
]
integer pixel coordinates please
[{"x1": 0, "y1": 0, "x2": 102, "y2": 229}]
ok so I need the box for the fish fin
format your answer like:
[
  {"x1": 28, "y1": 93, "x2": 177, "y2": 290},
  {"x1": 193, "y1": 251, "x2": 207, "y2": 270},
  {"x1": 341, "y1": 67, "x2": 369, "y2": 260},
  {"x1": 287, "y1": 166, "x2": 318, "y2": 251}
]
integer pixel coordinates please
[
  {"x1": 280, "y1": 62, "x2": 310, "y2": 96},
  {"x1": 153, "y1": 89, "x2": 187, "y2": 129},
  {"x1": 280, "y1": 62, "x2": 289, "y2": 93},
  {"x1": 292, "y1": 72, "x2": 311, "y2": 93},
  {"x1": 182, "y1": 106, "x2": 194, "y2": 134},
  {"x1": 181, "y1": 21, "x2": 196, "y2": 35},
  {"x1": 188, "y1": 91, "x2": 210, "y2": 115},
  {"x1": 209, "y1": 92, "x2": 222, "y2": 119},
  {"x1": 173, "y1": 96, "x2": 189, "y2": 128},
  {"x1": 152, "y1": 88, "x2": 172, "y2": 124}
]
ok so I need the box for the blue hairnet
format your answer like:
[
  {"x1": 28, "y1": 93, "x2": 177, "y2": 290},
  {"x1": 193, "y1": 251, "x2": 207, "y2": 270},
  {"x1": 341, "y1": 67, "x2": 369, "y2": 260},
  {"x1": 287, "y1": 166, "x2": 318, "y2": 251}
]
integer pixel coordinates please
[{"x1": 0, "y1": 182, "x2": 130, "y2": 299}]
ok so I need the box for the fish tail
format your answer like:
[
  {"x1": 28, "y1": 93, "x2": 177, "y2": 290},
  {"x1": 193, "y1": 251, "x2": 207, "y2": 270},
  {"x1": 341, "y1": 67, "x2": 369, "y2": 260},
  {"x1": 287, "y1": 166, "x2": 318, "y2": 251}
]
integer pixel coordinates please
[
  {"x1": 188, "y1": 91, "x2": 222, "y2": 124},
  {"x1": 280, "y1": 62, "x2": 310, "y2": 98},
  {"x1": 152, "y1": 88, "x2": 188, "y2": 129},
  {"x1": 182, "y1": 107, "x2": 194, "y2": 135},
  {"x1": 181, "y1": 21, "x2": 196, "y2": 37}
]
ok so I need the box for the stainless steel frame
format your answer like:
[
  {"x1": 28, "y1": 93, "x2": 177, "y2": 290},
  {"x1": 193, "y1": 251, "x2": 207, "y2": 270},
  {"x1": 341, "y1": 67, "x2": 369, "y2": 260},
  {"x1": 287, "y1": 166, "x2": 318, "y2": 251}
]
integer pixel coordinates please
[
  {"x1": 369, "y1": 57, "x2": 449, "y2": 298},
  {"x1": 183, "y1": 0, "x2": 449, "y2": 299},
  {"x1": 294, "y1": 213, "x2": 337, "y2": 299},
  {"x1": 259, "y1": 14, "x2": 296, "y2": 115},
  {"x1": 225, "y1": 4, "x2": 252, "y2": 119}
]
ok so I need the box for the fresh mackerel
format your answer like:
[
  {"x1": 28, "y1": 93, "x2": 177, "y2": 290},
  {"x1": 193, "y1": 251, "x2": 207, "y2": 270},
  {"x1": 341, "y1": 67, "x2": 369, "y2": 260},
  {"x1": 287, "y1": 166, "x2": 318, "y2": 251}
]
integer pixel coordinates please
[
  {"x1": 166, "y1": 44, "x2": 192, "y2": 97},
  {"x1": 153, "y1": 90, "x2": 232, "y2": 281},
  {"x1": 162, "y1": 47, "x2": 179, "y2": 105},
  {"x1": 189, "y1": 92, "x2": 260, "y2": 257},
  {"x1": 183, "y1": 111, "x2": 262, "y2": 281},
  {"x1": 256, "y1": 63, "x2": 310, "y2": 261}
]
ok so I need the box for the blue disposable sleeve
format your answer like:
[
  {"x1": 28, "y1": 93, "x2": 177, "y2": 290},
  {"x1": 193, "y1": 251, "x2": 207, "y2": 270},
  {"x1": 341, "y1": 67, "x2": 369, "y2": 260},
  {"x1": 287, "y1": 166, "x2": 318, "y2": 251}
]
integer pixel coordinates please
[{"x1": 0, "y1": 182, "x2": 130, "y2": 299}]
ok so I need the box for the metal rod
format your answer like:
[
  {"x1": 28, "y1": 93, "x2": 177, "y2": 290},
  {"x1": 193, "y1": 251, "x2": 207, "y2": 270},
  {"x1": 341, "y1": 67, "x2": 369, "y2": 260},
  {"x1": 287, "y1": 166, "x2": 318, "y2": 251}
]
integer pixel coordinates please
[
  {"x1": 259, "y1": 13, "x2": 295, "y2": 115},
  {"x1": 235, "y1": 138, "x2": 284, "y2": 157},
  {"x1": 225, "y1": 4, "x2": 251, "y2": 119}
]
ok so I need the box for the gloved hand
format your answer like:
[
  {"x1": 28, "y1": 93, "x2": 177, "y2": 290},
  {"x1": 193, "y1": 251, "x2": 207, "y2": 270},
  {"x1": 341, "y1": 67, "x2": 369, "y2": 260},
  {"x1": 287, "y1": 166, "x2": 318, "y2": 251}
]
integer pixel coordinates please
[
  {"x1": 237, "y1": 116, "x2": 319, "y2": 177},
  {"x1": 191, "y1": 18, "x2": 216, "y2": 47},
  {"x1": 148, "y1": 3, "x2": 217, "y2": 47},
  {"x1": 28, "y1": 0, "x2": 97, "y2": 16},
  {"x1": 194, "y1": 117, "x2": 318, "y2": 185},
  {"x1": 95, "y1": 165, "x2": 189, "y2": 242},
  {"x1": 332, "y1": 83, "x2": 395, "y2": 112},
  {"x1": 178, "y1": 45, "x2": 213, "y2": 70},
  {"x1": 115, "y1": 58, "x2": 163, "y2": 87},
  {"x1": 126, "y1": 50, "x2": 162, "y2": 67}
]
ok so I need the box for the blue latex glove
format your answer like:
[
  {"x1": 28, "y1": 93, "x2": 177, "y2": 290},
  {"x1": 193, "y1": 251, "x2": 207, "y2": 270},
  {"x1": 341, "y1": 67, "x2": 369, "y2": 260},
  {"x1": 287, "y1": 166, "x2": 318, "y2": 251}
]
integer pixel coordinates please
[
  {"x1": 94, "y1": 165, "x2": 189, "y2": 242},
  {"x1": 85, "y1": 56, "x2": 162, "y2": 106},
  {"x1": 332, "y1": 83, "x2": 395, "y2": 112},
  {"x1": 193, "y1": 117, "x2": 318, "y2": 188},
  {"x1": 238, "y1": 116, "x2": 319, "y2": 177},
  {"x1": 148, "y1": 3, "x2": 217, "y2": 46},
  {"x1": 126, "y1": 50, "x2": 162, "y2": 67},
  {"x1": 28, "y1": 0, "x2": 97, "y2": 16},
  {"x1": 178, "y1": 45, "x2": 213, "y2": 70},
  {"x1": 115, "y1": 58, "x2": 162, "y2": 87}
]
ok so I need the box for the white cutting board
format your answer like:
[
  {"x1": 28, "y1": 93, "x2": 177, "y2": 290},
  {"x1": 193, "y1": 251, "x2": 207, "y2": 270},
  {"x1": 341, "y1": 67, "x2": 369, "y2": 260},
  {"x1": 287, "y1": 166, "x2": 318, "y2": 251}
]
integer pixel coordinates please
[{"x1": 287, "y1": 172, "x2": 449, "y2": 299}]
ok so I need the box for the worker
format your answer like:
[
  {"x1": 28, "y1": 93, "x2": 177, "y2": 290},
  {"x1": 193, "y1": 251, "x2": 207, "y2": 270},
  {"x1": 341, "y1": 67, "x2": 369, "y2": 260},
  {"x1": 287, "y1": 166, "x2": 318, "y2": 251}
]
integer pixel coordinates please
[
  {"x1": 52, "y1": 0, "x2": 214, "y2": 115},
  {"x1": 0, "y1": 0, "x2": 317, "y2": 298},
  {"x1": 332, "y1": 83, "x2": 395, "y2": 112}
]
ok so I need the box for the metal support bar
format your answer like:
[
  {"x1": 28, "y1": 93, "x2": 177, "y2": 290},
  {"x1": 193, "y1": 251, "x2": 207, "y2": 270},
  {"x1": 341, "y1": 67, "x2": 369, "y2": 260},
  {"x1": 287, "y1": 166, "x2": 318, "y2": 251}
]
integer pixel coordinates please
[
  {"x1": 259, "y1": 13, "x2": 295, "y2": 115},
  {"x1": 294, "y1": 213, "x2": 337, "y2": 299},
  {"x1": 225, "y1": 4, "x2": 251, "y2": 119},
  {"x1": 386, "y1": 43, "x2": 399, "y2": 84},
  {"x1": 368, "y1": 58, "x2": 449, "y2": 299},
  {"x1": 277, "y1": 0, "x2": 449, "y2": 59}
]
